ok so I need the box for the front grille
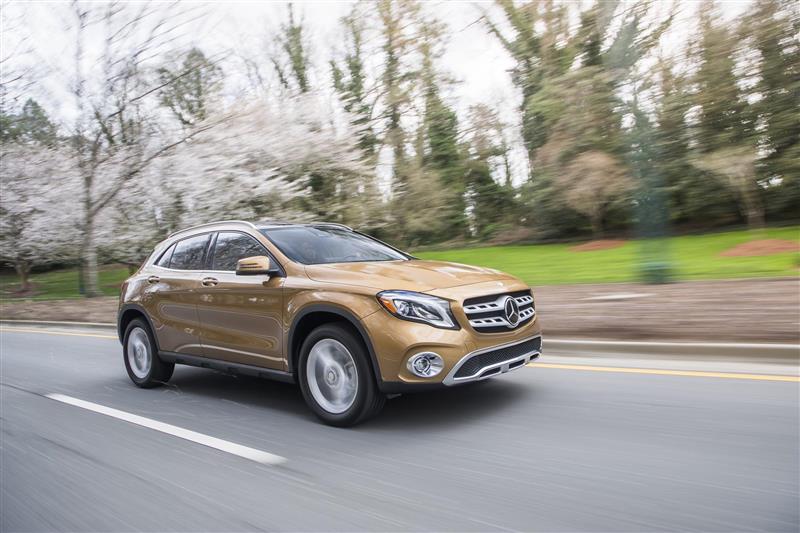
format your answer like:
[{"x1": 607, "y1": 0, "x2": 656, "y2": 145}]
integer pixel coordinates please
[
  {"x1": 453, "y1": 337, "x2": 541, "y2": 379},
  {"x1": 463, "y1": 289, "x2": 535, "y2": 333}
]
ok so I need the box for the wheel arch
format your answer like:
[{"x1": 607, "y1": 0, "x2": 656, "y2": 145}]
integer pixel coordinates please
[
  {"x1": 118, "y1": 304, "x2": 159, "y2": 350},
  {"x1": 288, "y1": 305, "x2": 382, "y2": 384}
]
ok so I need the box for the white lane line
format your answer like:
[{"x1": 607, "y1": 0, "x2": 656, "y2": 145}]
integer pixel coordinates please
[{"x1": 45, "y1": 393, "x2": 286, "y2": 466}]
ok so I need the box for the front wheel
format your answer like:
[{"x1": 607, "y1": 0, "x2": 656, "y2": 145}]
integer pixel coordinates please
[
  {"x1": 298, "y1": 324, "x2": 385, "y2": 427},
  {"x1": 123, "y1": 318, "x2": 174, "y2": 388}
]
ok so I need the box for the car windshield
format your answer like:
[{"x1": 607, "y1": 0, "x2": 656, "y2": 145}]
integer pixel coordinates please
[{"x1": 260, "y1": 226, "x2": 409, "y2": 265}]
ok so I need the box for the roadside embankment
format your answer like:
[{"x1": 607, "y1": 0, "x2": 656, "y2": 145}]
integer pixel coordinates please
[{"x1": 1, "y1": 278, "x2": 798, "y2": 350}]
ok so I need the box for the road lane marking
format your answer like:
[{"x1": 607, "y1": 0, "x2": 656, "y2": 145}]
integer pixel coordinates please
[
  {"x1": 45, "y1": 393, "x2": 287, "y2": 466},
  {"x1": 1, "y1": 327, "x2": 117, "y2": 340},
  {"x1": 528, "y1": 362, "x2": 800, "y2": 382}
]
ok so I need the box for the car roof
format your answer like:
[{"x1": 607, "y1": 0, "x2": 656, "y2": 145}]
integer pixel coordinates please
[{"x1": 167, "y1": 220, "x2": 352, "y2": 239}]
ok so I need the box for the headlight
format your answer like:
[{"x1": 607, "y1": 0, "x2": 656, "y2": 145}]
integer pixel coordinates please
[{"x1": 377, "y1": 290, "x2": 458, "y2": 329}]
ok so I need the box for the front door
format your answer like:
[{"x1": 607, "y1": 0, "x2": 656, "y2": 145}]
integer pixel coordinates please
[{"x1": 195, "y1": 231, "x2": 285, "y2": 370}]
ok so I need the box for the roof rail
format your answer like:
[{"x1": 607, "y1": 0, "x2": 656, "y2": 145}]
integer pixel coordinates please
[
  {"x1": 308, "y1": 221, "x2": 353, "y2": 231},
  {"x1": 167, "y1": 220, "x2": 258, "y2": 239}
]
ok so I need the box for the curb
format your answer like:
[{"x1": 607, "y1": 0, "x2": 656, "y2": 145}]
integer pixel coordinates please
[
  {"x1": 545, "y1": 339, "x2": 799, "y2": 363},
  {"x1": 1, "y1": 319, "x2": 117, "y2": 332},
  {"x1": 2, "y1": 319, "x2": 798, "y2": 363}
]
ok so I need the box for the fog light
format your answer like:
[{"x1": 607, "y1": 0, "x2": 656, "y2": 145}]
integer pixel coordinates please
[{"x1": 407, "y1": 352, "x2": 443, "y2": 377}]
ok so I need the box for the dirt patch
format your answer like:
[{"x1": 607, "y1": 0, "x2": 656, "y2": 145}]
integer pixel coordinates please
[
  {"x1": 487, "y1": 227, "x2": 537, "y2": 246},
  {"x1": 570, "y1": 239, "x2": 627, "y2": 252},
  {"x1": 0, "y1": 296, "x2": 119, "y2": 323},
  {"x1": 720, "y1": 239, "x2": 799, "y2": 257}
]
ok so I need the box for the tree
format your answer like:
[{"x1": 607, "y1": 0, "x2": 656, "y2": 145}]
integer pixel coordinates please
[
  {"x1": 691, "y1": 2, "x2": 764, "y2": 228},
  {"x1": 742, "y1": 0, "x2": 800, "y2": 218},
  {"x1": 465, "y1": 104, "x2": 515, "y2": 188},
  {"x1": 557, "y1": 151, "x2": 633, "y2": 237},
  {"x1": 486, "y1": 1, "x2": 670, "y2": 237},
  {"x1": 483, "y1": 0, "x2": 585, "y2": 172},
  {"x1": 331, "y1": 6, "x2": 377, "y2": 157},
  {"x1": 371, "y1": 0, "x2": 422, "y2": 242},
  {"x1": 0, "y1": 143, "x2": 80, "y2": 292},
  {"x1": 416, "y1": 14, "x2": 467, "y2": 239},
  {"x1": 271, "y1": 3, "x2": 311, "y2": 93},
  {"x1": 1, "y1": 98, "x2": 58, "y2": 144},
  {"x1": 463, "y1": 104, "x2": 517, "y2": 238},
  {"x1": 157, "y1": 48, "x2": 223, "y2": 127},
  {"x1": 67, "y1": 3, "x2": 216, "y2": 296},
  {"x1": 693, "y1": 4, "x2": 753, "y2": 152},
  {"x1": 693, "y1": 147, "x2": 764, "y2": 228}
]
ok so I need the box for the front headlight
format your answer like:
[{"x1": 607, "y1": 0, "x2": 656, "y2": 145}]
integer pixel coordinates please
[{"x1": 377, "y1": 290, "x2": 458, "y2": 330}]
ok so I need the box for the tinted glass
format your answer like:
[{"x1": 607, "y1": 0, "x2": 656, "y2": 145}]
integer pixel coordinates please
[
  {"x1": 211, "y1": 232, "x2": 267, "y2": 271},
  {"x1": 155, "y1": 244, "x2": 175, "y2": 267},
  {"x1": 261, "y1": 226, "x2": 407, "y2": 265},
  {"x1": 169, "y1": 234, "x2": 210, "y2": 270}
]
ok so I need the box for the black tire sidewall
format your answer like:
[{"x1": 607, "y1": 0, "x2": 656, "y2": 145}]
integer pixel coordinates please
[
  {"x1": 298, "y1": 324, "x2": 378, "y2": 426},
  {"x1": 123, "y1": 318, "x2": 171, "y2": 388}
]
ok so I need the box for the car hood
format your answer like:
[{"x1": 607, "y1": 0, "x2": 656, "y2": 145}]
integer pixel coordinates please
[{"x1": 304, "y1": 259, "x2": 516, "y2": 292}]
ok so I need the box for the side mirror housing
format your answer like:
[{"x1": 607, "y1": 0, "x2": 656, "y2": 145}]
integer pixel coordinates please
[{"x1": 236, "y1": 256, "x2": 274, "y2": 276}]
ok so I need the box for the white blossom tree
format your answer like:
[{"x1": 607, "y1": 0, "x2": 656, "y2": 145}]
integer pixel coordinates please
[
  {"x1": 97, "y1": 95, "x2": 374, "y2": 266},
  {"x1": 67, "y1": 2, "x2": 215, "y2": 296},
  {"x1": 0, "y1": 143, "x2": 81, "y2": 292}
]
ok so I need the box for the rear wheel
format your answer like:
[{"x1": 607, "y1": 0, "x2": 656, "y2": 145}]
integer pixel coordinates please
[
  {"x1": 298, "y1": 324, "x2": 385, "y2": 426},
  {"x1": 123, "y1": 318, "x2": 174, "y2": 388}
]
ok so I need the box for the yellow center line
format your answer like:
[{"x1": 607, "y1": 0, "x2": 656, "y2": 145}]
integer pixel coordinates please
[
  {"x1": 528, "y1": 362, "x2": 800, "y2": 382},
  {"x1": 2, "y1": 326, "x2": 797, "y2": 383},
  {"x1": 0, "y1": 327, "x2": 118, "y2": 340}
]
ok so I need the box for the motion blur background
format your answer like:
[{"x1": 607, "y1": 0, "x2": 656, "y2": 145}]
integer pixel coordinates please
[
  {"x1": 1, "y1": 3, "x2": 798, "y2": 531},
  {"x1": 0, "y1": 0, "x2": 798, "y2": 341}
]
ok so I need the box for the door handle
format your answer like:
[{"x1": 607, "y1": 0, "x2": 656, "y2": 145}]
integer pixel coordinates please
[
  {"x1": 147, "y1": 275, "x2": 160, "y2": 284},
  {"x1": 201, "y1": 277, "x2": 219, "y2": 287}
]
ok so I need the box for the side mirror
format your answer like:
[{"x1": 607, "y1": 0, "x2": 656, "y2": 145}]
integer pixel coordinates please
[{"x1": 236, "y1": 255, "x2": 274, "y2": 276}]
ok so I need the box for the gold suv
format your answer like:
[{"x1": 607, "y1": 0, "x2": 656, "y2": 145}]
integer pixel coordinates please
[{"x1": 118, "y1": 220, "x2": 542, "y2": 426}]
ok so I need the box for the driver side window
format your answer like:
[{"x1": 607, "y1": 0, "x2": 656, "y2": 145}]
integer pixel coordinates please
[{"x1": 211, "y1": 232, "x2": 267, "y2": 271}]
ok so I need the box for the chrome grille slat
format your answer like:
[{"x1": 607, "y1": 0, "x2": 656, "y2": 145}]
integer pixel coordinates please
[{"x1": 463, "y1": 290, "x2": 535, "y2": 332}]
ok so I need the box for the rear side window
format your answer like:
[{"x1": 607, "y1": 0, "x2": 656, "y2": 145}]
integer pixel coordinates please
[
  {"x1": 211, "y1": 232, "x2": 267, "y2": 271},
  {"x1": 169, "y1": 234, "x2": 211, "y2": 270},
  {"x1": 155, "y1": 244, "x2": 175, "y2": 267}
]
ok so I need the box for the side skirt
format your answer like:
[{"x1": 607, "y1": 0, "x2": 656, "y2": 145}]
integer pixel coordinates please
[{"x1": 158, "y1": 351, "x2": 296, "y2": 384}]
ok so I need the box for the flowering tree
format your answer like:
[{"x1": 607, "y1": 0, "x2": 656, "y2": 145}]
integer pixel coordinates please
[
  {"x1": 97, "y1": 95, "x2": 375, "y2": 266},
  {"x1": 0, "y1": 143, "x2": 81, "y2": 292},
  {"x1": 67, "y1": 3, "x2": 215, "y2": 296}
]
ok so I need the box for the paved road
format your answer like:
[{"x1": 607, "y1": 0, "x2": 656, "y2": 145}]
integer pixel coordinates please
[{"x1": 2, "y1": 328, "x2": 798, "y2": 532}]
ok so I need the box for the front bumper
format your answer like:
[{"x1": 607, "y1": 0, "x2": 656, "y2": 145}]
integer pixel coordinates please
[
  {"x1": 376, "y1": 335, "x2": 541, "y2": 394},
  {"x1": 442, "y1": 335, "x2": 541, "y2": 386}
]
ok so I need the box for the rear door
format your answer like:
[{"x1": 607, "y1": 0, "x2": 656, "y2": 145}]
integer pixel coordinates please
[
  {"x1": 144, "y1": 233, "x2": 211, "y2": 355},
  {"x1": 195, "y1": 231, "x2": 285, "y2": 370}
]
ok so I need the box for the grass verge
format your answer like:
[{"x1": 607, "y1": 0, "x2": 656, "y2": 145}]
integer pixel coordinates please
[{"x1": 1, "y1": 226, "x2": 798, "y2": 300}]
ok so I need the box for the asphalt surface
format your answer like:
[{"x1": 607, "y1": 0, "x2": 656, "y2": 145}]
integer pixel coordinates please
[{"x1": 1, "y1": 328, "x2": 798, "y2": 532}]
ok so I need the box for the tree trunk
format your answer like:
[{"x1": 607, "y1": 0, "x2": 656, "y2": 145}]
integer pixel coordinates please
[
  {"x1": 15, "y1": 261, "x2": 32, "y2": 293},
  {"x1": 590, "y1": 209, "x2": 604, "y2": 239},
  {"x1": 741, "y1": 182, "x2": 766, "y2": 229},
  {"x1": 81, "y1": 215, "x2": 102, "y2": 297}
]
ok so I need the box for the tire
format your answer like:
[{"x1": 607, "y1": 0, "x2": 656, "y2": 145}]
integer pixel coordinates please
[
  {"x1": 298, "y1": 323, "x2": 385, "y2": 427},
  {"x1": 123, "y1": 318, "x2": 174, "y2": 388}
]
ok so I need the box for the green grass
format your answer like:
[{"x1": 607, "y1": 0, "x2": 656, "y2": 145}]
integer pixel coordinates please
[
  {"x1": 416, "y1": 226, "x2": 800, "y2": 286},
  {"x1": 1, "y1": 227, "x2": 798, "y2": 300},
  {"x1": 0, "y1": 264, "x2": 131, "y2": 301}
]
